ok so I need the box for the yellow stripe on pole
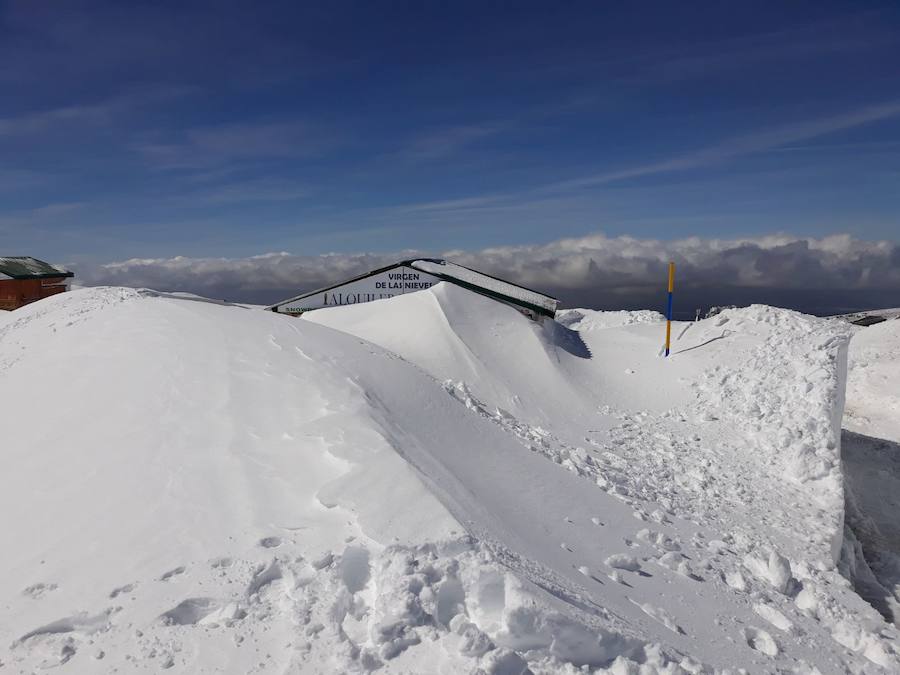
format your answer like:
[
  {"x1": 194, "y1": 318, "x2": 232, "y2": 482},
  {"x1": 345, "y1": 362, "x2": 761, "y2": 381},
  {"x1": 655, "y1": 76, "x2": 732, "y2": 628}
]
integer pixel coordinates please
[{"x1": 668, "y1": 261, "x2": 675, "y2": 293}]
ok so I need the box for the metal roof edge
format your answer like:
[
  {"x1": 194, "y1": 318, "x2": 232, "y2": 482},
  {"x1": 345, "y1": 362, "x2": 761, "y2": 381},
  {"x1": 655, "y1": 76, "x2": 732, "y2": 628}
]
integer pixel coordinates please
[
  {"x1": 7, "y1": 272, "x2": 75, "y2": 279},
  {"x1": 410, "y1": 259, "x2": 559, "y2": 305},
  {"x1": 0, "y1": 271, "x2": 75, "y2": 280}
]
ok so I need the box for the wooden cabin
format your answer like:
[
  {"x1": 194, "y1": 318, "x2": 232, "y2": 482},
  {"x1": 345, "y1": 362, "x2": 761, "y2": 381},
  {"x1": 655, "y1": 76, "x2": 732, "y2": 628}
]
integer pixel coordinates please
[{"x1": 0, "y1": 257, "x2": 74, "y2": 311}]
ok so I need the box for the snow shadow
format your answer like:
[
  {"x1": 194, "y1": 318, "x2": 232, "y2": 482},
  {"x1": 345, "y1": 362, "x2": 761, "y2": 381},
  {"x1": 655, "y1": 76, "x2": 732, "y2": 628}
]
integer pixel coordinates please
[
  {"x1": 544, "y1": 320, "x2": 592, "y2": 359},
  {"x1": 842, "y1": 429, "x2": 900, "y2": 625},
  {"x1": 670, "y1": 331, "x2": 729, "y2": 356}
]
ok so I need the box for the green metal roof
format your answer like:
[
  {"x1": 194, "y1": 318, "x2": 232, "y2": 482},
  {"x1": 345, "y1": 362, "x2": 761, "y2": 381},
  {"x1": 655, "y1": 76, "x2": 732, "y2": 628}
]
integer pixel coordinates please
[{"x1": 0, "y1": 256, "x2": 73, "y2": 279}]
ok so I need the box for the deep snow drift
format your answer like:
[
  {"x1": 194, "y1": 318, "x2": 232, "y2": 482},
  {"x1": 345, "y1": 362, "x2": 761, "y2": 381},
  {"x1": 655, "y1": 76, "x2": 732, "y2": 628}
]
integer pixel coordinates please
[
  {"x1": 841, "y1": 317, "x2": 900, "y2": 628},
  {"x1": 2, "y1": 286, "x2": 898, "y2": 673}
]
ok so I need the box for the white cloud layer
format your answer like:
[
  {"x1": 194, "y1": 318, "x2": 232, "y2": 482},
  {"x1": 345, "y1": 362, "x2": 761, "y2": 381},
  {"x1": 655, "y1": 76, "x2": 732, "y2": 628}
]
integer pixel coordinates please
[{"x1": 75, "y1": 232, "x2": 900, "y2": 315}]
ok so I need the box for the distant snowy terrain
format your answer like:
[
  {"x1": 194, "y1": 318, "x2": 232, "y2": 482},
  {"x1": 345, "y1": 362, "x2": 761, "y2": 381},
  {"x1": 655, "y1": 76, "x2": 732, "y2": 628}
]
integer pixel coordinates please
[{"x1": 1, "y1": 286, "x2": 898, "y2": 673}]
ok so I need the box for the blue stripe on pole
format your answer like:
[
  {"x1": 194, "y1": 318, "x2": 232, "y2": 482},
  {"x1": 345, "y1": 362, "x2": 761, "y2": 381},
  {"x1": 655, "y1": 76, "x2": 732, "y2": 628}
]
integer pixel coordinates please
[{"x1": 665, "y1": 291, "x2": 673, "y2": 356}]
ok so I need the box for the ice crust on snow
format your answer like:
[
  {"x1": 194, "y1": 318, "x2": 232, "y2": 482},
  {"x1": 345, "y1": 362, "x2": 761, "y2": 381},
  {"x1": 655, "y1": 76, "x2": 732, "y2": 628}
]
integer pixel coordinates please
[{"x1": 1, "y1": 285, "x2": 899, "y2": 672}]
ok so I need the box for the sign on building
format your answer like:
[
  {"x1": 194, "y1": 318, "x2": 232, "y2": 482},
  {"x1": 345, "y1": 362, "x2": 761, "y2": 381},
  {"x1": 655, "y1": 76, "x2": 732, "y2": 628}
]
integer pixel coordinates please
[
  {"x1": 267, "y1": 259, "x2": 559, "y2": 320},
  {"x1": 275, "y1": 266, "x2": 443, "y2": 314}
]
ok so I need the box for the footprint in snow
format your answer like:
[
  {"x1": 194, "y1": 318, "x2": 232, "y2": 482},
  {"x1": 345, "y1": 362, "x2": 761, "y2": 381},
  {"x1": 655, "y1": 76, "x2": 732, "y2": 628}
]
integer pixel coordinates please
[
  {"x1": 560, "y1": 543, "x2": 574, "y2": 552},
  {"x1": 109, "y1": 583, "x2": 137, "y2": 599},
  {"x1": 22, "y1": 582, "x2": 57, "y2": 599},
  {"x1": 743, "y1": 626, "x2": 778, "y2": 657},
  {"x1": 160, "y1": 598, "x2": 246, "y2": 626},
  {"x1": 259, "y1": 536, "x2": 282, "y2": 549},
  {"x1": 159, "y1": 566, "x2": 186, "y2": 581}
]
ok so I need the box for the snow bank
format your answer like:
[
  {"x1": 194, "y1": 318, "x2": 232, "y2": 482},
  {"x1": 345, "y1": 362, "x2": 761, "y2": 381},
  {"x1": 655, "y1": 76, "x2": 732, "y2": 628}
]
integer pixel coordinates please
[
  {"x1": 2, "y1": 286, "x2": 897, "y2": 673},
  {"x1": 555, "y1": 308, "x2": 665, "y2": 331},
  {"x1": 841, "y1": 317, "x2": 900, "y2": 627},
  {"x1": 844, "y1": 317, "x2": 900, "y2": 442}
]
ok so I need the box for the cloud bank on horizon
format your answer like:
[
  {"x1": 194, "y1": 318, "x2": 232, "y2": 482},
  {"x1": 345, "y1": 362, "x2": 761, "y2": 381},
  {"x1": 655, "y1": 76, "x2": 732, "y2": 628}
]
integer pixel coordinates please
[{"x1": 76, "y1": 232, "x2": 900, "y2": 317}]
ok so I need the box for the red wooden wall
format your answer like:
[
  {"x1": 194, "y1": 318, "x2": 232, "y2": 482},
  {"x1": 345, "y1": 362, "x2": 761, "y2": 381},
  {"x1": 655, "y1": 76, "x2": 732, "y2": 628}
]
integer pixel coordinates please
[{"x1": 0, "y1": 277, "x2": 69, "y2": 310}]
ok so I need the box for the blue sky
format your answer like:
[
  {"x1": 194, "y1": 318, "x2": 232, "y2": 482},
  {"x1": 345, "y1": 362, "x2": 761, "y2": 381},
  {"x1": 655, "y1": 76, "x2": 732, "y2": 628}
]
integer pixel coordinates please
[{"x1": 2, "y1": 0, "x2": 900, "y2": 267}]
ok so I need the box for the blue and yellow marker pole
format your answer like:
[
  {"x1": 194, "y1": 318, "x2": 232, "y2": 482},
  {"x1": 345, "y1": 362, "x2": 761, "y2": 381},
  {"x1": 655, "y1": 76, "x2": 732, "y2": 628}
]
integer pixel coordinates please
[{"x1": 664, "y1": 262, "x2": 675, "y2": 357}]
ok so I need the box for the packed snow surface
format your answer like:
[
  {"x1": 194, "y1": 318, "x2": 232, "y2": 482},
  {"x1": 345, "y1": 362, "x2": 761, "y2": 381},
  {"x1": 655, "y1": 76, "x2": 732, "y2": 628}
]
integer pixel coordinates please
[{"x1": 2, "y1": 286, "x2": 898, "y2": 673}]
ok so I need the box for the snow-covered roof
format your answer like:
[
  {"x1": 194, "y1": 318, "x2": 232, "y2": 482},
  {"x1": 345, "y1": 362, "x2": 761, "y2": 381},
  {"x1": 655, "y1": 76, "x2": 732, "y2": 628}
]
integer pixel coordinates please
[
  {"x1": 408, "y1": 260, "x2": 558, "y2": 315},
  {"x1": 267, "y1": 258, "x2": 559, "y2": 317},
  {"x1": 0, "y1": 256, "x2": 73, "y2": 279}
]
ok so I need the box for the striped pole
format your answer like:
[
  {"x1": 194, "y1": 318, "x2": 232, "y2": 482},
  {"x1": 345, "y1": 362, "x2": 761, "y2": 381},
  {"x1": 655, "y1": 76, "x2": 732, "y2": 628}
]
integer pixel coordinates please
[{"x1": 664, "y1": 262, "x2": 675, "y2": 357}]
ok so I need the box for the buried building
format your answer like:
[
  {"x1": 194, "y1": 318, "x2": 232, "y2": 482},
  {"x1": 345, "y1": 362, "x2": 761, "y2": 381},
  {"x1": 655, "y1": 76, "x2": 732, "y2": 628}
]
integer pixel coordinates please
[
  {"x1": 267, "y1": 259, "x2": 559, "y2": 320},
  {"x1": 0, "y1": 256, "x2": 74, "y2": 311}
]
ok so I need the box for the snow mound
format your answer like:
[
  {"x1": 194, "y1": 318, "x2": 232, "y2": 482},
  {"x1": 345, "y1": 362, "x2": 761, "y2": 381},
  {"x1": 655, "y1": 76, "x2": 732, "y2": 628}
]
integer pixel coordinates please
[
  {"x1": 556, "y1": 308, "x2": 665, "y2": 331},
  {"x1": 2, "y1": 286, "x2": 898, "y2": 673}
]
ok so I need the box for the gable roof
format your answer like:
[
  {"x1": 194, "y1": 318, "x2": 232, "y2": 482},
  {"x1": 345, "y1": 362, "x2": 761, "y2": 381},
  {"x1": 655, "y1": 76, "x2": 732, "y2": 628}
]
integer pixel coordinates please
[
  {"x1": 267, "y1": 258, "x2": 558, "y2": 317},
  {"x1": 0, "y1": 257, "x2": 74, "y2": 279},
  {"x1": 409, "y1": 259, "x2": 558, "y2": 316}
]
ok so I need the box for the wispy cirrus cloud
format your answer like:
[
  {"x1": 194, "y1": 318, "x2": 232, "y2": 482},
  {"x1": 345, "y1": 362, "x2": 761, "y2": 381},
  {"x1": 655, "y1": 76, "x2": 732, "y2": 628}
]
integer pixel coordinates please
[
  {"x1": 135, "y1": 120, "x2": 339, "y2": 170},
  {"x1": 635, "y1": 16, "x2": 890, "y2": 84},
  {"x1": 545, "y1": 100, "x2": 900, "y2": 191},
  {"x1": 0, "y1": 103, "x2": 113, "y2": 138},
  {"x1": 175, "y1": 178, "x2": 313, "y2": 206},
  {"x1": 0, "y1": 201, "x2": 88, "y2": 234},
  {"x1": 378, "y1": 100, "x2": 900, "y2": 217},
  {"x1": 397, "y1": 122, "x2": 510, "y2": 161},
  {"x1": 0, "y1": 169, "x2": 48, "y2": 191},
  {"x1": 0, "y1": 85, "x2": 195, "y2": 140}
]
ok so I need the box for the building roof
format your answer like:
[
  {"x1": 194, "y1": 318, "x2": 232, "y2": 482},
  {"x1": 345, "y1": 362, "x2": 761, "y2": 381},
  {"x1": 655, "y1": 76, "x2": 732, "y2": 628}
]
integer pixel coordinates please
[
  {"x1": 267, "y1": 258, "x2": 559, "y2": 317},
  {"x1": 0, "y1": 257, "x2": 74, "y2": 280},
  {"x1": 850, "y1": 315, "x2": 887, "y2": 327}
]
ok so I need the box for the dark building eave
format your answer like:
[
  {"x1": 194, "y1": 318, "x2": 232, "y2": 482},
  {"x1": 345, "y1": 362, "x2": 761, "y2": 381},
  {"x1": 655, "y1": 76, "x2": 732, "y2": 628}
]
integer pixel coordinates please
[{"x1": 0, "y1": 272, "x2": 75, "y2": 280}]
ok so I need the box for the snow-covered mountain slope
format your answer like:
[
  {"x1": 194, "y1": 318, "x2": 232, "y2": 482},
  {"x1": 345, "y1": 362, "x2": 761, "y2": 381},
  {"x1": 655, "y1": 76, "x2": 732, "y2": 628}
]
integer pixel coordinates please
[{"x1": 2, "y1": 286, "x2": 898, "y2": 673}]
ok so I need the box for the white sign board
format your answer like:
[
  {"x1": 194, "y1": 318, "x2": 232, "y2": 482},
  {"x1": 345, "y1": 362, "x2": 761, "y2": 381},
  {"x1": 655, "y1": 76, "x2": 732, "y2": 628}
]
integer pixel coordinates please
[{"x1": 276, "y1": 266, "x2": 443, "y2": 314}]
